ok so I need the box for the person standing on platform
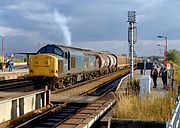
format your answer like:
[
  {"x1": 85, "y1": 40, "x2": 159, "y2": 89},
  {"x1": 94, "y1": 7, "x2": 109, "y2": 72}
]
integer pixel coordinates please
[
  {"x1": 159, "y1": 66, "x2": 164, "y2": 77},
  {"x1": 8, "y1": 60, "x2": 13, "y2": 72},
  {"x1": 161, "y1": 67, "x2": 167, "y2": 89},
  {"x1": 150, "y1": 67, "x2": 158, "y2": 88}
]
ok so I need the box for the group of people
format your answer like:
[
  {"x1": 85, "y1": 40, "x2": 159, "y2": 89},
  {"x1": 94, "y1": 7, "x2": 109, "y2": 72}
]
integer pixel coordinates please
[{"x1": 150, "y1": 66, "x2": 167, "y2": 89}]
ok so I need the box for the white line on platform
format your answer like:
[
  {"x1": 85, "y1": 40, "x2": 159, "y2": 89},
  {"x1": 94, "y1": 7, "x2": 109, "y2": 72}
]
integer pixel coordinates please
[{"x1": 116, "y1": 74, "x2": 130, "y2": 92}]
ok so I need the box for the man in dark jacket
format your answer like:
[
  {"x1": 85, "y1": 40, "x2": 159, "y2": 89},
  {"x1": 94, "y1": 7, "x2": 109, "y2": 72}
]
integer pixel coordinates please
[
  {"x1": 8, "y1": 60, "x2": 13, "y2": 71},
  {"x1": 150, "y1": 67, "x2": 158, "y2": 88},
  {"x1": 161, "y1": 67, "x2": 167, "y2": 89}
]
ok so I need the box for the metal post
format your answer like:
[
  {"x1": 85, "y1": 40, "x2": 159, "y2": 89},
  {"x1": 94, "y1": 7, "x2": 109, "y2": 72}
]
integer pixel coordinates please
[
  {"x1": 130, "y1": 22, "x2": 134, "y2": 84},
  {"x1": 45, "y1": 85, "x2": 50, "y2": 105},
  {"x1": 157, "y1": 35, "x2": 168, "y2": 88},
  {"x1": 164, "y1": 37, "x2": 168, "y2": 68},
  {"x1": 165, "y1": 37, "x2": 169, "y2": 88},
  {"x1": 144, "y1": 60, "x2": 146, "y2": 75},
  {"x1": 1, "y1": 34, "x2": 4, "y2": 72},
  {"x1": 127, "y1": 11, "x2": 136, "y2": 88},
  {"x1": 172, "y1": 69, "x2": 174, "y2": 91}
]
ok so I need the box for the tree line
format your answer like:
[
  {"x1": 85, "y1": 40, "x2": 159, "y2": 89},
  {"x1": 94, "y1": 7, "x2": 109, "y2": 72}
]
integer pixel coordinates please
[{"x1": 168, "y1": 49, "x2": 180, "y2": 66}]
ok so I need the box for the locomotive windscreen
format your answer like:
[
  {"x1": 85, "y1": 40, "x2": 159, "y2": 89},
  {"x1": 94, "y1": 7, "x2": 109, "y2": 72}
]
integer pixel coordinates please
[{"x1": 37, "y1": 45, "x2": 64, "y2": 57}]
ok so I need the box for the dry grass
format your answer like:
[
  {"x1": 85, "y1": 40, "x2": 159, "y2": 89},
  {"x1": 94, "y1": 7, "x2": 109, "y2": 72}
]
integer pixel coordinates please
[
  {"x1": 113, "y1": 90, "x2": 176, "y2": 121},
  {"x1": 173, "y1": 63, "x2": 180, "y2": 83}
]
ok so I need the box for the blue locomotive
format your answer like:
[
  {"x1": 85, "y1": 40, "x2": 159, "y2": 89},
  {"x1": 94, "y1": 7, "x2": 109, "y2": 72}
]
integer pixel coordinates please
[{"x1": 29, "y1": 44, "x2": 138, "y2": 89}]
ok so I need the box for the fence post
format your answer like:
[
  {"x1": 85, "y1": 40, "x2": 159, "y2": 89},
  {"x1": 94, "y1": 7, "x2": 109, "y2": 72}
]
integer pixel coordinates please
[
  {"x1": 166, "y1": 122, "x2": 172, "y2": 128},
  {"x1": 178, "y1": 86, "x2": 180, "y2": 95}
]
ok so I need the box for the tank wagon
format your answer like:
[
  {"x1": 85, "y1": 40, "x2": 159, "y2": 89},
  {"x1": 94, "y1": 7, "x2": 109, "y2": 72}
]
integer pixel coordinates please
[{"x1": 29, "y1": 44, "x2": 139, "y2": 89}]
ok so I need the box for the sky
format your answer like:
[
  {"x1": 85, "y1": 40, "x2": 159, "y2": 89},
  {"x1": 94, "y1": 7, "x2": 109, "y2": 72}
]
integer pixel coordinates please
[{"x1": 0, "y1": 0, "x2": 180, "y2": 56}]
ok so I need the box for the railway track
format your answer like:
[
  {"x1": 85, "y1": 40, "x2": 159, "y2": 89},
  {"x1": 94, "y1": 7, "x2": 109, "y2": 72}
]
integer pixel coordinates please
[
  {"x1": 88, "y1": 73, "x2": 127, "y2": 96},
  {"x1": 52, "y1": 68, "x2": 129, "y2": 96},
  {"x1": 13, "y1": 103, "x2": 87, "y2": 128},
  {"x1": 11, "y1": 69, "x2": 129, "y2": 128},
  {"x1": 0, "y1": 79, "x2": 34, "y2": 91},
  {"x1": 0, "y1": 68, "x2": 128, "y2": 93}
]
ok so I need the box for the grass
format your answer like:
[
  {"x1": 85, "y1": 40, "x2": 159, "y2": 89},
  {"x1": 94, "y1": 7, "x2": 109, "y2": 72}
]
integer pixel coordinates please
[
  {"x1": 173, "y1": 63, "x2": 180, "y2": 83},
  {"x1": 113, "y1": 90, "x2": 176, "y2": 121}
]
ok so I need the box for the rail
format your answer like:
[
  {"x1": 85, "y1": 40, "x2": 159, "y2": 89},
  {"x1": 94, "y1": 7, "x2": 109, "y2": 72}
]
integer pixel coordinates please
[
  {"x1": 0, "y1": 79, "x2": 33, "y2": 91},
  {"x1": 166, "y1": 96, "x2": 180, "y2": 128}
]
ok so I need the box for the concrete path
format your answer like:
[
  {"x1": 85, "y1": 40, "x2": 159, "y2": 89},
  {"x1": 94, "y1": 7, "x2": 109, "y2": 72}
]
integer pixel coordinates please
[
  {"x1": 135, "y1": 70, "x2": 168, "y2": 96},
  {"x1": 116, "y1": 69, "x2": 169, "y2": 97}
]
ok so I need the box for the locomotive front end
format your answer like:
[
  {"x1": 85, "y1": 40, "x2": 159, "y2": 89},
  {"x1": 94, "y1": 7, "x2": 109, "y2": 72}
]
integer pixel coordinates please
[{"x1": 29, "y1": 54, "x2": 58, "y2": 78}]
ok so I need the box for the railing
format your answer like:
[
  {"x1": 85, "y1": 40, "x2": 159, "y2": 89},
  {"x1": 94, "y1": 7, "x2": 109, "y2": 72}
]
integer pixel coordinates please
[{"x1": 166, "y1": 96, "x2": 180, "y2": 128}]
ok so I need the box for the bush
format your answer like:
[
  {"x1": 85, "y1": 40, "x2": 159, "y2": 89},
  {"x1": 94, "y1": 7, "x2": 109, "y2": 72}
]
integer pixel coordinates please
[
  {"x1": 172, "y1": 63, "x2": 180, "y2": 83},
  {"x1": 168, "y1": 49, "x2": 180, "y2": 66},
  {"x1": 127, "y1": 78, "x2": 140, "y2": 95}
]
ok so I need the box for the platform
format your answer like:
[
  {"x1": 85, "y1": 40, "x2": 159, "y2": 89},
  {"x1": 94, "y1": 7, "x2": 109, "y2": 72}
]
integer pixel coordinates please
[
  {"x1": 136, "y1": 70, "x2": 168, "y2": 96},
  {"x1": 0, "y1": 91, "x2": 25, "y2": 99},
  {"x1": 116, "y1": 69, "x2": 168, "y2": 97},
  {"x1": 0, "y1": 89, "x2": 48, "y2": 124},
  {"x1": 0, "y1": 68, "x2": 28, "y2": 80}
]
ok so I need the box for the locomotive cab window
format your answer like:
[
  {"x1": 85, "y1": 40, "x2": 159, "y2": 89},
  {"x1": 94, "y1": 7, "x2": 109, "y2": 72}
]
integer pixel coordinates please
[
  {"x1": 54, "y1": 47, "x2": 63, "y2": 56},
  {"x1": 64, "y1": 52, "x2": 68, "y2": 59},
  {"x1": 38, "y1": 47, "x2": 46, "y2": 54},
  {"x1": 64, "y1": 51, "x2": 70, "y2": 59},
  {"x1": 37, "y1": 45, "x2": 64, "y2": 57},
  {"x1": 46, "y1": 45, "x2": 54, "y2": 53}
]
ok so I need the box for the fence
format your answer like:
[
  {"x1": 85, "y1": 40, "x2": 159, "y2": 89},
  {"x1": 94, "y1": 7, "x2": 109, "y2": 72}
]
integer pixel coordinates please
[{"x1": 166, "y1": 96, "x2": 180, "y2": 128}]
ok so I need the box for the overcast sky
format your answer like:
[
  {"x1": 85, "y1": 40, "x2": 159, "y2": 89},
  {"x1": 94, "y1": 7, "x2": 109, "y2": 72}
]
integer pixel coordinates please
[{"x1": 0, "y1": 0, "x2": 180, "y2": 56}]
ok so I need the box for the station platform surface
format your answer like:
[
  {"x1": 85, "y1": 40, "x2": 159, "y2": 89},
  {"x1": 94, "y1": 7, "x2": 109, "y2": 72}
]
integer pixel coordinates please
[
  {"x1": 132, "y1": 70, "x2": 168, "y2": 96},
  {"x1": 0, "y1": 91, "x2": 25, "y2": 100},
  {"x1": 0, "y1": 89, "x2": 45, "y2": 100},
  {"x1": 0, "y1": 68, "x2": 29, "y2": 80},
  {"x1": 116, "y1": 69, "x2": 170, "y2": 97}
]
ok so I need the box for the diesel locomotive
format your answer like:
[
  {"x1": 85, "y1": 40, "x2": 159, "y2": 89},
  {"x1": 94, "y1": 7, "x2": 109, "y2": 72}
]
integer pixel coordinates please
[{"x1": 29, "y1": 44, "x2": 140, "y2": 89}]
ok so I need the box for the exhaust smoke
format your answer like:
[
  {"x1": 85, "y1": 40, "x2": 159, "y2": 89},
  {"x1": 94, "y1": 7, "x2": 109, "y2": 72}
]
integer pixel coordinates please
[{"x1": 54, "y1": 10, "x2": 72, "y2": 46}]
